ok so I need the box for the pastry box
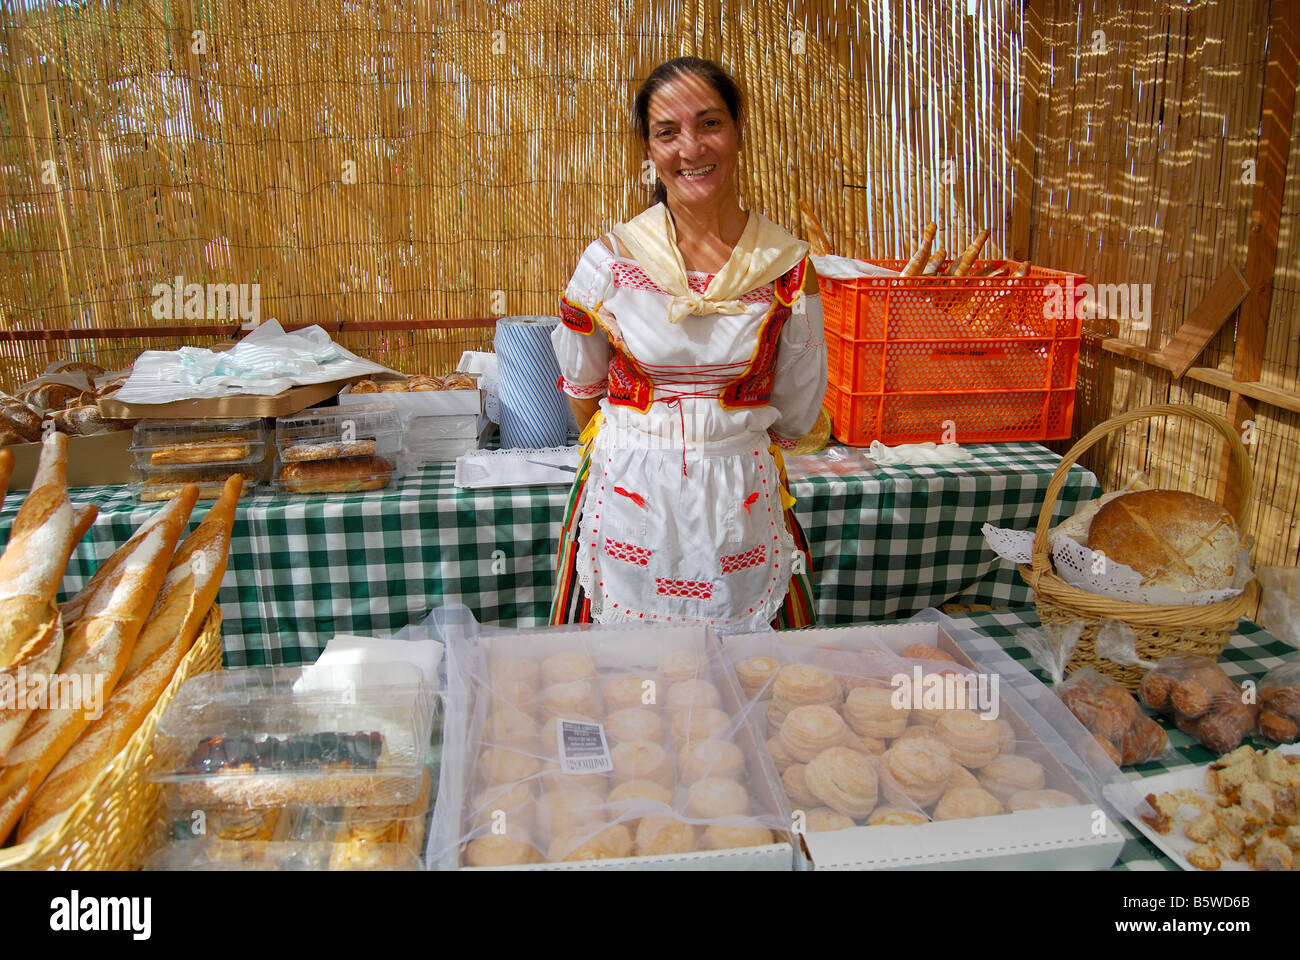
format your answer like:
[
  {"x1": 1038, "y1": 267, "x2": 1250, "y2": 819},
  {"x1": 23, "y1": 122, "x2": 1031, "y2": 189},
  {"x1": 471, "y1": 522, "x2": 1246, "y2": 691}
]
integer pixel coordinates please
[
  {"x1": 130, "y1": 458, "x2": 270, "y2": 502},
  {"x1": 148, "y1": 661, "x2": 437, "y2": 809},
  {"x1": 129, "y1": 417, "x2": 270, "y2": 467},
  {"x1": 274, "y1": 401, "x2": 402, "y2": 463},
  {"x1": 429, "y1": 613, "x2": 797, "y2": 871},
  {"x1": 718, "y1": 609, "x2": 1128, "y2": 871}
]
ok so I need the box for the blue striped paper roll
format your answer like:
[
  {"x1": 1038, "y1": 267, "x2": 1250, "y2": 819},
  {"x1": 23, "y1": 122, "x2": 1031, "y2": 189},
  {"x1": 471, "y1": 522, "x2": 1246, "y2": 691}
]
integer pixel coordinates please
[{"x1": 494, "y1": 316, "x2": 575, "y2": 449}]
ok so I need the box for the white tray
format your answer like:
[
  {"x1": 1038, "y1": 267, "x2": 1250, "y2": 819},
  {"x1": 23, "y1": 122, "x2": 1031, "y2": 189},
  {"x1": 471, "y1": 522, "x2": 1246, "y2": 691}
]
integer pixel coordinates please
[
  {"x1": 454, "y1": 446, "x2": 579, "y2": 489},
  {"x1": 1104, "y1": 743, "x2": 1300, "y2": 871}
]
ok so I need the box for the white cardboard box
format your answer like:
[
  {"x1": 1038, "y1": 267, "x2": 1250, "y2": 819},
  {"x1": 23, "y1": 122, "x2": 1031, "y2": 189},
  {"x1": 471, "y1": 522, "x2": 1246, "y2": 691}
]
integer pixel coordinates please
[
  {"x1": 720, "y1": 614, "x2": 1125, "y2": 871},
  {"x1": 339, "y1": 382, "x2": 482, "y2": 417}
]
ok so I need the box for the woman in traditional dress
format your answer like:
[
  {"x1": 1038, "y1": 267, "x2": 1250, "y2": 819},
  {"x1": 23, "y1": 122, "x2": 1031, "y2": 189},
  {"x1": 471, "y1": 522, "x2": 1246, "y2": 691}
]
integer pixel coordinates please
[{"x1": 548, "y1": 57, "x2": 826, "y2": 633}]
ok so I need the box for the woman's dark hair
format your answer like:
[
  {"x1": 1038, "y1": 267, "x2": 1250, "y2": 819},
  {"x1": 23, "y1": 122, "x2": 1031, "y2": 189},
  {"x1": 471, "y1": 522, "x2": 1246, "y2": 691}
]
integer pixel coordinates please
[{"x1": 633, "y1": 57, "x2": 744, "y2": 207}]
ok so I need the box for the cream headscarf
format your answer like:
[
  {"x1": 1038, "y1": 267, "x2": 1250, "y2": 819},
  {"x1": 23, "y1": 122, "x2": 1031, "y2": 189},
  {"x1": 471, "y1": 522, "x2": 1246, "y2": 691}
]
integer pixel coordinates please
[{"x1": 610, "y1": 202, "x2": 809, "y2": 324}]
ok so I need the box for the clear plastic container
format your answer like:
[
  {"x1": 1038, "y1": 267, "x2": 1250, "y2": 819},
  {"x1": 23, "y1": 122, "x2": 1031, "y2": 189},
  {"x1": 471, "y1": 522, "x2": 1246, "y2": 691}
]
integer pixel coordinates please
[
  {"x1": 276, "y1": 401, "x2": 403, "y2": 463},
  {"x1": 149, "y1": 661, "x2": 436, "y2": 808},
  {"x1": 131, "y1": 458, "x2": 269, "y2": 502},
  {"x1": 270, "y1": 455, "x2": 398, "y2": 494},
  {"x1": 130, "y1": 417, "x2": 269, "y2": 466},
  {"x1": 143, "y1": 840, "x2": 420, "y2": 871},
  {"x1": 407, "y1": 414, "x2": 480, "y2": 441}
]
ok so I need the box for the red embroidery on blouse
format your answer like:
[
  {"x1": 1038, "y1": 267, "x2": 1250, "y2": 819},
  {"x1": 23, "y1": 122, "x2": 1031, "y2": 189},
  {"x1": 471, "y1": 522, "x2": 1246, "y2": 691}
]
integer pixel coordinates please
[
  {"x1": 767, "y1": 429, "x2": 799, "y2": 450},
  {"x1": 605, "y1": 538, "x2": 651, "y2": 566},
  {"x1": 721, "y1": 545, "x2": 766, "y2": 574},
  {"x1": 655, "y1": 578, "x2": 714, "y2": 600},
  {"x1": 772, "y1": 257, "x2": 808, "y2": 305},
  {"x1": 559, "y1": 295, "x2": 597, "y2": 335},
  {"x1": 608, "y1": 261, "x2": 773, "y2": 304},
  {"x1": 606, "y1": 344, "x2": 654, "y2": 413}
]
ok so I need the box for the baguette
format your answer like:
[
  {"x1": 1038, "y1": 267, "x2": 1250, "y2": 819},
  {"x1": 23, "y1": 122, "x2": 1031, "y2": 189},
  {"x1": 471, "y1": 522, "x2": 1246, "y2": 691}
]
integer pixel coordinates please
[
  {"x1": 948, "y1": 228, "x2": 991, "y2": 276},
  {"x1": 921, "y1": 248, "x2": 946, "y2": 276},
  {"x1": 798, "y1": 199, "x2": 834, "y2": 256},
  {"x1": 900, "y1": 222, "x2": 937, "y2": 277},
  {"x1": 278, "y1": 456, "x2": 392, "y2": 493},
  {"x1": 19, "y1": 477, "x2": 241, "y2": 840},
  {"x1": 0, "y1": 448, "x2": 12, "y2": 500},
  {"x1": 0, "y1": 485, "x2": 198, "y2": 840}
]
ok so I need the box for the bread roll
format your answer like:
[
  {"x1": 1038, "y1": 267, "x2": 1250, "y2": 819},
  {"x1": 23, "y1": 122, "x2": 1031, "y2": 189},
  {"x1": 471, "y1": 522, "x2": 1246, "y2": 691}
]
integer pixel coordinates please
[
  {"x1": 1087, "y1": 490, "x2": 1241, "y2": 593},
  {"x1": 0, "y1": 485, "x2": 197, "y2": 839},
  {"x1": 0, "y1": 397, "x2": 42, "y2": 443},
  {"x1": 19, "y1": 477, "x2": 241, "y2": 840},
  {"x1": 278, "y1": 456, "x2": 392, "y2": 493}
]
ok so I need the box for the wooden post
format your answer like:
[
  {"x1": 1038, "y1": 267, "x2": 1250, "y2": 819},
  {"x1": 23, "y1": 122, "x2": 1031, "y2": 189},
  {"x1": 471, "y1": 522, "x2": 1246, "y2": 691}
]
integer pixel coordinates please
[{"x1": 1217, "y1": 0, "x2": 1298, "y2": 516}]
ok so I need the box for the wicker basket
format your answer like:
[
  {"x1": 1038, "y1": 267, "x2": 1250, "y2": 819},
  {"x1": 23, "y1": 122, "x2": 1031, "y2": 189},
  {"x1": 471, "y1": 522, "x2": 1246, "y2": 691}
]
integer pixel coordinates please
[
  {"x1": 0, "y1": 606, "x2": 224, "y2": 871},
  {"x1": 1018, "y1": 404, "x2": 1257, "y2": 692}
]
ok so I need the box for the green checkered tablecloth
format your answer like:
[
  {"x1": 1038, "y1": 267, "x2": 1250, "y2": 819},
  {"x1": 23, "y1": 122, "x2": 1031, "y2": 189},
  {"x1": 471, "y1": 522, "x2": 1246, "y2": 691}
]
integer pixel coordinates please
[
  {"x1": 940, "y1": 606, "x2": 1298, "y2": 871},
  {"x1": 0, "y1": 441, "x2": 1095, "y2": 667}
]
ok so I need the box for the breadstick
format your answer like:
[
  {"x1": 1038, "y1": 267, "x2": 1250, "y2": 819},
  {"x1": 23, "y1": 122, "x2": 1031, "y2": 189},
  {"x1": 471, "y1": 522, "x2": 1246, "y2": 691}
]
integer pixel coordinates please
[
  {"x1": 921, "y1": 248, "x2": 947, "y2": 276},
  {"x1": 798, "y1": 199, "x2": 833, "y2": 256},
  {"x1": 900, "y1": 222, "x2": 938, "y2": 277},
  {"x1": 1011, "y1": 260, "x2": 1031, "y2": 277},
  {"x1": 973, "y1": 263, "x2": 1010, "y2": 278},
  {"x1": 19, "y1": 478, "x2": 241, "y2": 840},
  {"x1": 948, "y1": 228, "x2": 991, "y2": 276}
]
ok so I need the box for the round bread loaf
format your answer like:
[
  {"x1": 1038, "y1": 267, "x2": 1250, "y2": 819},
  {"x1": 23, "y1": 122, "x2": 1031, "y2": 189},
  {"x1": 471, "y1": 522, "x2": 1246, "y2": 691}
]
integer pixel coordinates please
[{"x1": 1086, "y1": 490, "x2": 1240, "y2": 593}]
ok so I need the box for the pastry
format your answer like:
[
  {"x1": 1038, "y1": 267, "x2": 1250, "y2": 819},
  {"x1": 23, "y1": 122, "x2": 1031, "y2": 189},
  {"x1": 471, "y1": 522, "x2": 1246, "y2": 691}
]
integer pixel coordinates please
[
  {"x1": 149, "y1": 440, "x2": 253, "y2": 465},
  {"x1": 547, "y1": 824, "x2": 633, "y2": 862},
  {"x1": 734, "y1": 656, "x2": 779, "y2": 699},
  {"x1": 470, "y1": 781, "x2": 535, "y2": 833},
  {"x1": 1198, "y1": 704, "x2": 1259, "y2": 754},
  {"x1": 280, "y1": 439, "x2": 378, "y2": 462},
  {"x1": 278, "y1": 455, "x2": 392, "y2": 493},
  {"x1": 866, "y1": 806, "x2": 930, "y2": 826},
  {"x1": 766, "y1": 736, "x2": 794, "y2": 774},
  {"x1": 538, "y1": 761, "x2": 608, "y2": 794},
  {"x1": 704, "y1": 824, "x2": 775, "y2": 848},
  {"x1": 782, "y1": 764, "x2": 820, "y2": 807},
  {"x1": 804, "y1": 807, "x2": 855, "y2": 831},
  {"x1": 666, "y1": 678, "x2": 722, "y2": 713},
  {"x1": 634, "y1": 816, "x2": 698, "y2": 855},
  {"x1": 678, "y1": 739, "x2": 745, "y2": 785},
  {"x1": 377, "y1": 380, "x2": 408, "y2": 393},
  {"x1": 541, "y1": 651, "x2": 597, "y2": 685},
  {"x1": 841, "y1": 732, "x2": 886, "y2": 755},
  {"x1": 604, "y1": 707, "x2": 662, "y2": 744},
  {"x1": 348, "y1": 380, "x2": 380, "y2": 394},
  {"x1": 537, "y1": 787, "x2": 607, "y2": 836},
  {"x1": 766, "y1": 700, "x2": 789, "y2": 736},
  {"x1": 1139, "y1": 671, "x2": 1174, "y2": 711},
  {"x1": 772, "y1": 663, "x2": 840, "y2": 709},
  {"x1": 1185, "y1": 843, "x2": 1222, "y2": 871},
  {"x1": 603, "y1": 673, "x2": 654, "y2": 712},
  {"x1": 1121, "y1": 715, "x2": 1168, "y2": 764},
  {"x1": 1060, "y1": 685, "x2": 1102, "y2": 727},
  {"x1": 933, "y1": 786, "x2": 1005, "y2": 820},
  {"x1": 843, "y1": 685, "x2": 908, "y2": 739},
  {"x1": 978, "y1": 755, "x2": 1045, "y2": 803},
  {"x1": 465, "y1": 834, "x2": 541, "y2": 866},
  {"x1": 779, "y1": 704, "x2": 849, "y2": 762},
  {"x1": 1093, "y1": 732, "x2": 1123, "y2": 766},
  {"x1": 1090, "y1": 702, "x2": 1130, "y2": 744},
  {"x1": 493, "y1": 680, "x2": 537, "y2": 714},
  {"x1": 609, "y1": 740, "x2": 672, "y2": 789},
  {"x1": 946, "y1": 764, "x2": 980, "y2": 791},
  {"x1": 901, "y1": 643, "x2": 953, "y2": 663},
  {"x1": 1254, "y1": 836, "x2": 1293, "y2": 871},
  {"x1": 659, "y1": 650, "x2": 705, "y2": 683},
  {"x1": 897, "y1": 725, "x2": 941, "y2": 745},
  {"x1": 1262, "y1": 683, "x2": 1300, "y2": 718},
  {"x1": 934, "y1": 710, "x2": 1001, "y2": 767},
  {"x1": 1006, "y1": 789, "x2": 1079, "y2": 811},
  {"x1": 607, "y1": 779, "x2": 673, "y2": 829},
  {"x1": 484, "y1": 706, "x2": 539, "y2": 749},
  {"x1": 684, "y1": 777, "x2": 750, "y2": 819},
  {"x1": 480, "y1": 746, "x2": 541, "y2": 785},
  {"x1": 881, "y1": 739, "x2": 954, "y2": 808},
  {"x1": 541, "y1": 680, "x2": 603, "y2": 719},
  {"x1": 669, "y1": 707, "x2": 731, "y2": 749},
  {"x1": 443, "y1": 374, "x2": 479, "y2": 390},
  {"x1": 1259, "y1": 709, "x2": 1300, "y2": 744},
  {"x1": 489, "y1": 656, "x2": 541, "y2": 690},
  {"x1": 804, "y1": 746, "x2": 878, "y2": 819}
]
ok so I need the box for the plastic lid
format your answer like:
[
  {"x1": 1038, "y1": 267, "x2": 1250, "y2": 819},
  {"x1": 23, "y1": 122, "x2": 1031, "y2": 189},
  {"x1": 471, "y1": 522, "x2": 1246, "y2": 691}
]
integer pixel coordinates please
[
  {"x1": 276, "y1": 401, "x2": 401, "y2": 444},
  {"x1": 130, "y1": 418, "x2": 269, "y2": 453}
]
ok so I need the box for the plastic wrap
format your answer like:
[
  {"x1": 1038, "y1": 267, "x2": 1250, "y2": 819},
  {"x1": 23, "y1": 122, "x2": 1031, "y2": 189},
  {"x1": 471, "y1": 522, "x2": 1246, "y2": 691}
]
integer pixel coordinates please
[
  {"x1": 1014, "y1": 620, "x2": 1082, "y2": 685},
  {"x1": 427, "y1": 611, "x2": 791, "y2": 868},
  {"x1": 1257, "y1": 662, "x2": 1300, "y2": 745},
  {"x1": 1137, "y1": 655, "x2": 1256, "y2": 754},
  {"x1": 1057, "y1": 668, "x2": 1171, "y2": 766},
  {"x1": 1257, "y1": 567, "x2": 1300, "y2": 649},
  {"x1": 1093, "y1": 618, "x2": 1158, "y2": 671}
]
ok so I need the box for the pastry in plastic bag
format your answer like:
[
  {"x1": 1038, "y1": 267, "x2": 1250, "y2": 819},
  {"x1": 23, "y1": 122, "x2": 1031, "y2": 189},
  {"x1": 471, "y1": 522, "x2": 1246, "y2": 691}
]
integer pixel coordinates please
[
  {"x1": 1060, "y1": 667, "x2": 1169, "y2": 766},
  {"x1": 1258, "y1": 662, "x2": 1300, "y2": 744},
  {"x1": 1136, "y1": 655, "x2": 1255, "y2": 755}
]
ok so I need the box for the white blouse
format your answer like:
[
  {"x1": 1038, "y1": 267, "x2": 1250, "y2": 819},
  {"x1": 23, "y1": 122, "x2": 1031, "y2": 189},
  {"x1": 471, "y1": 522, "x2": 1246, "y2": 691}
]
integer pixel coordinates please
[{"x1": 550, "y1": 237, "x2": 827, "y2": 633}]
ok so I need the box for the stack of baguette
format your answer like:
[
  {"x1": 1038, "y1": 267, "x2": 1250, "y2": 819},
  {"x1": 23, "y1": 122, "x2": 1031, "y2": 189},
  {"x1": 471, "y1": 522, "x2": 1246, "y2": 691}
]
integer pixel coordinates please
[{"x1": 0, "y1": 435, "x2": 240, "y2": 847}]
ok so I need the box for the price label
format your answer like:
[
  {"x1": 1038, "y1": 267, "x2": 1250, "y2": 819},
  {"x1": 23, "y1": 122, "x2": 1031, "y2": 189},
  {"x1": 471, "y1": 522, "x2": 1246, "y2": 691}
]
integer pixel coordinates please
[{"x1": 556, "y1": 719, "x2": 612, "y2": 774}]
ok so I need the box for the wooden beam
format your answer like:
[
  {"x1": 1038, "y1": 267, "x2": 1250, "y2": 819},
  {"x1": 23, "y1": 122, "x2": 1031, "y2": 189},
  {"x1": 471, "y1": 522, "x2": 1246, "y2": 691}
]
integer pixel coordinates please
[
  {"x1": 1009, "y1": 0, "x2": 1046, "y2": 262},
  {"x1": 1158, "y1": 263, "x2": 1250, "y2": 377},
  {"x1": 1218, "y1": 0, "x2": 1298, "y2": 513},
  {"x1": 0, "y1": 318, "x2": 501, "y2": 342}
]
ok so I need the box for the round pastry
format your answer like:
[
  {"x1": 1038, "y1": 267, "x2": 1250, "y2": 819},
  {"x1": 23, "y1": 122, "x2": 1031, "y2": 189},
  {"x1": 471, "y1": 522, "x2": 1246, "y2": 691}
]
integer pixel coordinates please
[
  {"x1": 866, "y1": 806, "x2": 930, "y2": 826},
  {"x1": 734, "y1": 656, "x2": 780, "y2": 699},
  {"x1": 538, "y1": 761, "x2": 608, "y2": 794},
  {"x1": 1173, "y1": 711, "x2": 1202, "y2": 737},
  {"x1": 901, "y1": 643, "x2": 953, "y2": 663},
  {"x1": 1170, "y1": 678, "x2": 1215, "y2": 719},
  {"x1": 993, "y1": 718, "x2": 1017, "y2": 754},
  {"x1": 348, "y1": 379, "x2": 380, "y2": 394},
  {"x1": 1120, "y1": 715, "x2": 1168, "y2": 764},
  {"x1": 897, "y1": 724, "x2": 941, "y2": 745},
  {"x1": 1262, "y1": 684, "x2": 1300, "y2": 718},
  {"x1": 541, "y1": 651, "x2": 598, "y2": 686},
  {"x1": 843, "y1": 685, "x2": 908, "y2": 739},
  {"x1": 804, "y1": 807, "x2": 855, "y2": 831},
  {"x1": 1006, "y1": 789, "x2": 1079, "y2": 811},
  {"x1": 443, "y1": 374, "x2": 479, "y2": 390},
  {"x1": 484, "y1": 706, "x2": 540, "y2": 750},
  {"x1": 908, "y1": 693, "x2": 954, "y2": 726},
  {"x1": 804, "y1": 746, "x2": 878, "y2": 819},
  {"x1": 541, "y1": 680, "x2": 603, "y2": 719},
  {"x1": 945, "y1": 764, "x2": 980, "y2": 791},
  {"x1": 704, "y1": 824, "x2": 775, "y2": 848},
  {"x1": 684, "y1": 777, "x2": 750, "y2": 819},
  {"x1": 841, "y1": 732, "x2": 887, "y2": 755},
  {"x1": 933, "y1": 786, "x2": 1005, "y2": 821},
  {"x1": 634, "y1": 816, "x2": 698, "y2": 855},
  {"x1": 977, "y1": 755, "x2": 1045, "y2": 802},
  {"x1": 604, "y1": 707, "x2": 662, "y2": 745},
  {"x1": 666, "y1": 678, "x2": 722, "y2": 714},
  {"x1": 933, "y1": 710, "x2": 1001, "y2": 767},
  {"x1": 1198, "y1": 704, "x2": 1258, "y2": 754},
  {"x1": 536, "y1": 787, "x2": 607, "y2": 836},
  {"x1": 767, "y1": 736, "x2": 795, "y2": 774},
  {"x1": 772, "y1": 663, "x2": 841, "y2": 709},
  {"x1": 609, "y1": 740, "x2": 672, "y2": 789},
  {"x1": 493, "y1": 680, "x2": 537, "y2": 715},
  {"x1": 607, "y1": 780, "x2": 674, "y2": 829},
  {"x1": 376, "y1": 380, "x2": 408, "y2": 393},
  {"x1": 659, "y1": 650, "x2": 705, "y2": 683},
  {"x1": 536, "y1": 714, "x2": 599, "y2": 760},
  {"x1": 470, "y1": 781, "x2": 535, "y2": 833},
  {"x1": 1259, "y1": 708, "x2": 1300, "y2": 743},
  {"x1": 678, "y1": 739, "x2": 745, "y2": 785},
  {"x1": 547, "y1": 824, "x2": 633, "y2": 862},
  {"x1": 670, "y1": 707, "x2": 731, "y2": 749},
  {"x1": 881, "y1": 739, "x2": 954, "y2": 808},
  {"x1": 1060, "y1": 685, "x2": 1102, "y2": 727},
  {"x1": 766, "y1": 700, "x2": 789, "y2": 736},
  {"x1": 1099, "y1": 684, "x2": 1142, "y2": 721},
  {"x1": 1090, "y1": 702, "x2": 1130, "y2": 744},
  {"x1": 480, "y1": 746, "x2": 541, "y2": 785},
  {"x1": 465, "y1": 834, "x2": 541, "y2": 866},
  {"x1": 1092, "y1": 732, "x2": 1123, "y2": 766},
  {"x1": 1138, "y1": 670, "x2": 1173, "y2": 710},
  {"x1": 489, "y1": 656, "x2": 540, "y2": 690},
  {"x1": 779, "y1": 704, "x2": 849, "y2": 762},
  {"x1": 603, "y1": 673, "x2": 655, "y2": 712},
  {"x1": 781, "y1": 764, "x2": 821, "y2": 808}
]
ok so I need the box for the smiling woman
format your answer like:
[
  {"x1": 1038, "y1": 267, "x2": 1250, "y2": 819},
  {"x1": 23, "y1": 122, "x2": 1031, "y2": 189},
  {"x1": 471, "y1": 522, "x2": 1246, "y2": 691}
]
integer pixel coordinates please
[{"x1": 548, "y1": 57, "x2": 827, "y2": 634}]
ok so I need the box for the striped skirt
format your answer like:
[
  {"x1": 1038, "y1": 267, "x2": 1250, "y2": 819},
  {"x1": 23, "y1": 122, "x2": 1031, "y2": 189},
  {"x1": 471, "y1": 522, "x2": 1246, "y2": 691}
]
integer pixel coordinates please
[{"x1": 548, "y1": 414, "x2": 818, "y2": 630}]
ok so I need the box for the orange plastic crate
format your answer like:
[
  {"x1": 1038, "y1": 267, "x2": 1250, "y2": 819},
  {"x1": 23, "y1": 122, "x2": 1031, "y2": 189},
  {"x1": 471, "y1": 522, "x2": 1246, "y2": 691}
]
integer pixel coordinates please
[{"x1": 818, "y1": 259, "x2": 1085, "y2": 446}]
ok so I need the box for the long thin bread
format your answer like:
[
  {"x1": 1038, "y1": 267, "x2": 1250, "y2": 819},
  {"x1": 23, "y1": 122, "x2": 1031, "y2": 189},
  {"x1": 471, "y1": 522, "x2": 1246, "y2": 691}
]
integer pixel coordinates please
[
  {"x1": 900, "y1": 222, "x2": 938, "y2": 277},
  {"x1": 798, "y1": 199, "x2": 834, "y2": 256},
  {"x1": 0, "y1": 485, "x2": 198, "y2": 840},
  {"x1": 921, "y1": 248, "x2": 947, "y2": 276},
  {"x1": 19, "y1": 478, "x2": 241, "y2": 839}
]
